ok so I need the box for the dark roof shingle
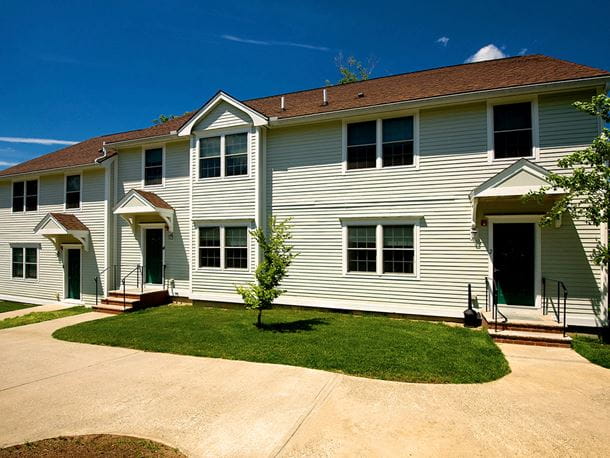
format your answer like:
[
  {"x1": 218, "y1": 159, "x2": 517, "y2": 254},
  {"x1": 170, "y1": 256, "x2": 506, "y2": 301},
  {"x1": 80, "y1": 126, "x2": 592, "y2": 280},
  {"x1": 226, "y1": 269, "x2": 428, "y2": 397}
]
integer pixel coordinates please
[{"x1": 1, "y1": 55, "x2": 607, "y2": 178}]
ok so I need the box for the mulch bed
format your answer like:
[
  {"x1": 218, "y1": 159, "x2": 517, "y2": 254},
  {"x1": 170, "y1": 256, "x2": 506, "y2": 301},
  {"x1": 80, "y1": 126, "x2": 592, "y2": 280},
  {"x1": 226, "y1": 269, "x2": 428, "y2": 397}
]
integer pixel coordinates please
[{"x1": 0, "y1": 434, "x2": 185, "y2": 457}]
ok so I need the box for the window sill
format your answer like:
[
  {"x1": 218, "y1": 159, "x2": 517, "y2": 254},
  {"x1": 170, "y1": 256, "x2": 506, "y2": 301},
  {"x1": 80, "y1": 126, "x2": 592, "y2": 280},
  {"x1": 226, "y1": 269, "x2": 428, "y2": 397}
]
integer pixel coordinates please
[
  {"x1": 11, "y1": 277, "x2": 39, "y2": 283},
  {"x1": 196, "y1": 174, "x2": 251, "y2": 183},
  {"x1": 343, "y1": 164, "x2": 418, "y2": 174},
  {"x1": 343, "y1": 272, "x2": 419, "y2": 280},
  {"x1": 491, "y1": 154, "x2": 536, "y2": 162},
  {"x1": 195, "y1": 267, "x2": 251, "y2": 273}
]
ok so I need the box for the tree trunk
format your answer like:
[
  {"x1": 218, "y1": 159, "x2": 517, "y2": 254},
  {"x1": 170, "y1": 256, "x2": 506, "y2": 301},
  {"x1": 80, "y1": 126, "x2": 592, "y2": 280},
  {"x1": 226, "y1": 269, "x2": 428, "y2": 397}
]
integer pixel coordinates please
[{"x1": 257, "y1": 309, "x2": 262, "y2": 328}]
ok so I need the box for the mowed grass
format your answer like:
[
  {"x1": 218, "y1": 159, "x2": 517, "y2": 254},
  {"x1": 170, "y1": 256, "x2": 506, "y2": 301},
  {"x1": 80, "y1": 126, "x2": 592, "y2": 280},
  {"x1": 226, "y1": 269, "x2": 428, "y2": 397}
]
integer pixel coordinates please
[
  {"x1": 572, "y1": 335, "x2": 610, "y2": 369},
  {"x1": 54, "y1": 306, "x2": 510, "y2": 383},
  {"x1": 0, "y1": 306, "x2": 89, "y2": 330},
  {"x1": 0, "y1": 301, "x2": 38, "y2": 313}
]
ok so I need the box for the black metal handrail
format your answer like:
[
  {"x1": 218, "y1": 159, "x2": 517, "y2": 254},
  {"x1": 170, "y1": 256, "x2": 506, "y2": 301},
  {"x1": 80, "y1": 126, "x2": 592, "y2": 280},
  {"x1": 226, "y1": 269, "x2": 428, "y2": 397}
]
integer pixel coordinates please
[
  {"x1": 542, "y1": 277, "x2": 568, "y2": 337},
  {"x1": 485, "y1": 276, "x2": 507, "y2": 332},
  {"x1": 94, "y1": 265, "x2": 114, "y2": 306},
  {"x1": 121, "y1": 264, "x2": 141, "y2": 311}
]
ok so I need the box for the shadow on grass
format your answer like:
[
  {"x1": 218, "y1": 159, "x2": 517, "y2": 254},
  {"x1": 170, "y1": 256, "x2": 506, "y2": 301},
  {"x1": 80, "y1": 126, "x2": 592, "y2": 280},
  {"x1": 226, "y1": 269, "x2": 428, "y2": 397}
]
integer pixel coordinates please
[{"x1": 258, "y1": 318, "x2": 330, "y2": 333}]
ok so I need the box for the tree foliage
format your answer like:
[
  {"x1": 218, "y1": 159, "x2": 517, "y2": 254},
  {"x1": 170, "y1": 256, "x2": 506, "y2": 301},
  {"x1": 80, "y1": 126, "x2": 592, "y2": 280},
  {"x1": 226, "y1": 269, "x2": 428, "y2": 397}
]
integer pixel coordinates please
[
  {"x1": 152, "y1": 114, "x2": 178, "y2": 125},
  {"x1": 236, "y1": 217, "x2": 298, "y2": 327},
  {"x1": 526, "y1": 94, "x2": 610, "y2": 266},
  {"x1": 329, "y1": 53, "x2": 376, "y2": 85}
]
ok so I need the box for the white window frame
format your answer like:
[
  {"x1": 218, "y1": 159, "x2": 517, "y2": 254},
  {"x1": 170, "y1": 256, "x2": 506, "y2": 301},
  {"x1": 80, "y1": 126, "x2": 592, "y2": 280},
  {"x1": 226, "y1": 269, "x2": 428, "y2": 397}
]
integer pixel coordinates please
[
  {"x1": 141, "y1": 144, "x2": 166, "y2": 188},
  {"x1": 196, "y1": 127, "x2": 251, "y2": 181},
  {"x1": 11, "y1": 178, "x2": 39, "y2": 213},
  {"x1": 342, "y1": 111, "x2": 420, "y2": 173},
  {"x1": 64, "y1": 172, "x2": 82, "y2": 210},
  {"x1": 195, "y1": 220, "x2": 253, "y2": 272},
  {"x1": 341, "y1": 217, "x2": 421, "y2": 279},
  {"x1": 487, "y1": 95, "x2": 539, "y2": 163},
  {"x1": 10, "y1": 244, "x2": 40, "y2": 282}
]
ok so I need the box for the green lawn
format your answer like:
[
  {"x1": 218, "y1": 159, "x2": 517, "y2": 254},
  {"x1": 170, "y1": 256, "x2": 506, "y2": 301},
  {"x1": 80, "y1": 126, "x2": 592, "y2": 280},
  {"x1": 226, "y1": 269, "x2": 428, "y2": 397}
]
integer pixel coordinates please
[
  {"x1": 572, "y1": 335, "x2": 610, "y2": 369},
  {"x1": 54, "y1": 306, "x2": 510, "y2": 383},
  {"x1": 0, "y1": 300, "x2": 38, "y2": 313},
  {"x1": 0, "y1": 306, "x2": 89, "y2": 330}
]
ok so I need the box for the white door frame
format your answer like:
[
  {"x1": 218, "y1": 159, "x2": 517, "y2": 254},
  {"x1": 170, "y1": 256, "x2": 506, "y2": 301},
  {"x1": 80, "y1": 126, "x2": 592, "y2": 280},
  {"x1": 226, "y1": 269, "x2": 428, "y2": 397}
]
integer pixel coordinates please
[
  {"x1": 487, "y1": 215, "x2": 542, "y2": 308},
  {"x1": 139, "y1": 223, "x2": 166, "y2": 286},
  {"x1": 63, "y1": 244, "x2": 83, "y2": 303}
]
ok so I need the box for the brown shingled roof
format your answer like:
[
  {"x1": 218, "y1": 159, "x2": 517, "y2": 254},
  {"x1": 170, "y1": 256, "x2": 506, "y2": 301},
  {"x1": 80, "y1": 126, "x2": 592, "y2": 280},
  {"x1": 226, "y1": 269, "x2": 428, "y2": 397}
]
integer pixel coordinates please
[
  {"x1": 1, "y1": 55, "x2": 607, "y2": 178},
  {"x1": 133, "y1": 189, "x2": 174, "y2": 210},
  {"x1": 50, "y1": 213, "x2": 89, "y2": 231}
]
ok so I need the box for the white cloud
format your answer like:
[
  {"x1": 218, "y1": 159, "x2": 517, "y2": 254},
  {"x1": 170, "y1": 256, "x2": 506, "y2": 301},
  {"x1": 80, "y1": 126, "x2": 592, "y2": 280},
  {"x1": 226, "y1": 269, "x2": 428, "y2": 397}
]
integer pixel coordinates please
[
  {"x1": 0, "y1": 161, "x2": 17, "y2": 167},
  {"x1": 0, "y1": 136, "x2": 78, "y2": 146},
  {"x1": 519, "y1": 48, "x2": 528, "y2": 55},
  {"x1": 436, "y1": 36, "x2": 450, "y2": 47},
  {"x1": 221, "y1": 34, "x2": 330, "y2": 52},
  {"x1": 465, "y1": 44, "x2": 507, "y2": 63}
]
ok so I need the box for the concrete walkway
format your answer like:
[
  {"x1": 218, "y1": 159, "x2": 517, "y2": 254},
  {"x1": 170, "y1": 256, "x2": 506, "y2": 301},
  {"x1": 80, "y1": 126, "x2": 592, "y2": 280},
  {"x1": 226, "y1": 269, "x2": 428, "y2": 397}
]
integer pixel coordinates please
[
  {"x1": 0, "y1": 314, "x2": 609, "y2": 457},
  {"x1": 0, "y1": 303, "x2": 73, "y2": 320}
]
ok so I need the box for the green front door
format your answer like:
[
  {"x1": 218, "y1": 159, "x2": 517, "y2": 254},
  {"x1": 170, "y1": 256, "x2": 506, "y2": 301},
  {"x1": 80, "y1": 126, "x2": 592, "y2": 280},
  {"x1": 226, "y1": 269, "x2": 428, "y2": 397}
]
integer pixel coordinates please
[
  {"x1": 66, "y1": 249, "x2": 81, "y2": 300},
  {"x1": 145, "y1": 228, "x2": 163, "y2": 284},
  {"x1": 493, "y1": 223, "x2": 535, "y2": 306}
]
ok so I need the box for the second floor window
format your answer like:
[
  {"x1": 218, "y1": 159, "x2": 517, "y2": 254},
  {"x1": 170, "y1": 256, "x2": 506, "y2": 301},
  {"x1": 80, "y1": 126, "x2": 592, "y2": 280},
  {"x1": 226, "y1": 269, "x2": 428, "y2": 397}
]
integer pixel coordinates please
[
  {"x1": 382, "y1": 117, "x2": 414, "y2": 167},
  {"x1": 65, "y1": 175, "x2": 81, "y2": 209},
  {"x1": 347, "y1": 121, "x2": 377, "y2": 170},
  {"x1": 493, "y1": 102, "x2": 533, "y2": 159},
  {"x1": 12, "y1": 180, "x2": 37, "y2": 212},
  {"x1": 199, "y1": 133, "x2": 249, "y2": 179},
  {"x1": 144, "y1": 148, "x2": 163, "y2": 185}
]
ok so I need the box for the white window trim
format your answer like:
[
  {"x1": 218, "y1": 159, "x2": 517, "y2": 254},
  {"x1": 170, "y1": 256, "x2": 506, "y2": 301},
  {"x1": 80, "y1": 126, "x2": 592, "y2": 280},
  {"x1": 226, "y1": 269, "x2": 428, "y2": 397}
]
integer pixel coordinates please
[
  {"x1": 195, "y1": 220, "x2": 253, "y2": 273},
  {"x1": 341, "y1": 111, "x2": 420, "y2": 174},
  {"x1": 64, "y1": 172, "x2": 82, "y2": 211},
  {"x1": 11, "y1": 177, "x2": 39, "y2": 213},
  {"x1": 63, "y1": 245, "x2": 83, "y2": 303},
  {"x1": 341, "y1": 218, "x2": 421, "y2": 279},
  {"x1": 195, "y1": 127, "x2": 252, "y2": 181},
  {"x1": 141, "y1": 144, "x2": 166, "y2": 188},
  {"x1": 10, "y1": 245, "x2": 39, "y2": 282},
  {"x1": 487, "y1": 95, "x2": 540, "y2": 163}
]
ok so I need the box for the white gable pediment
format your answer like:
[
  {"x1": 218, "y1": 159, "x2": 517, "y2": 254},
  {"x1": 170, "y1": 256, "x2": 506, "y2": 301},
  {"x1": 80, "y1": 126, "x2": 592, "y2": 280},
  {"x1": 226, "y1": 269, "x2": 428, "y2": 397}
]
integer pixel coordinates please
[
  {"x1": 178, "y1": 91, "x2": 267, "y2": 136},
  {"x1": 471, "y1": 158, "x2": 562, "y2": 199}
]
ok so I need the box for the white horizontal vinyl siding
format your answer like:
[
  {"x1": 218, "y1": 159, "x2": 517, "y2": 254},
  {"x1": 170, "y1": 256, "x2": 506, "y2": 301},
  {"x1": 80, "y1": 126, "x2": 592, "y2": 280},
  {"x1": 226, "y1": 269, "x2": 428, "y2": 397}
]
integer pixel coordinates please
[
  {"x1": 193, "y1": 101, "x2": 252, "y2": 131},
  {"x1": 0, "y1": 169, "x2": 107, "y2": 306},
  {"x1": 265, "y1": 93, "x2": 604, "y2": 323},
  {"x1": 116, "y1": 141, "x2": 191, "y2": 296},
  {"x1": 190, "y1": 126, "x2": 257, "y2": 296}
]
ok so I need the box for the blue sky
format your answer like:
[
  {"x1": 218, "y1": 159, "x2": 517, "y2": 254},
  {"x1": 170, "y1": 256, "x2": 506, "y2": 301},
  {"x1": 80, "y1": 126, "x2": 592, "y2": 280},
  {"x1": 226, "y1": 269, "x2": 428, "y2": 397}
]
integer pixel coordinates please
[{"x1": 1, "y1": 0, "x2": 609, "y2": 169}]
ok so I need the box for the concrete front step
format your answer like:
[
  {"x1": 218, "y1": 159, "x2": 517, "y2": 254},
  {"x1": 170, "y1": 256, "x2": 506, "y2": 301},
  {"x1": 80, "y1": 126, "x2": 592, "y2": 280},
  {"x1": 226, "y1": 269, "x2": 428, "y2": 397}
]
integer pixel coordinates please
[
  {"x1": 93, "y1": 303, "x2": 134, "y2": 314},
  {"x1": 488, "y1": 329, "x2": 572, "y2": 348},
  {"x1": 481, "y1": 310, "x2": 564, "y2": 334}
]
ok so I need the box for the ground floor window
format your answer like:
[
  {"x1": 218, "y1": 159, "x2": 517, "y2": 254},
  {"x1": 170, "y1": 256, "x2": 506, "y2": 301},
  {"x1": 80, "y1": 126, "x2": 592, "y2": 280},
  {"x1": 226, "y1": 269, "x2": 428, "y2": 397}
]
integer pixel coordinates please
[
  {"x1": 198, "y1": 225, "x2": 249, "y2": 270},
  {"x1": 12, "y1": 246, "x2": 37, "y2": 279},
  {"x1": 346, "y1": 223, "x2": 417, "y2": 275}
]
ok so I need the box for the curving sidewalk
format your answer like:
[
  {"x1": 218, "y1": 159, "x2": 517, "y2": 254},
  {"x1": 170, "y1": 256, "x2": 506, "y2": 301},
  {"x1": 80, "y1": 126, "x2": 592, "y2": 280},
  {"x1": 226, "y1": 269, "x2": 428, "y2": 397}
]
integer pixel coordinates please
[{"x1": 0, "y1": 313, "x2": 609, "y2": 457}]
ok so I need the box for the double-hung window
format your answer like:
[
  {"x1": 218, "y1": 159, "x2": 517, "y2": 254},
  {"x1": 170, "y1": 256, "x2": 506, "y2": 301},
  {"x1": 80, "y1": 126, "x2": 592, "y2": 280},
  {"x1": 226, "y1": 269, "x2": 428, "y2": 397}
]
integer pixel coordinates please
[
  {"x1": 144, "y1": 148, "x2": 163, "y2": 185},
  {"x1": 346, "y1": 116, "x2": 415, "y2": 170},
  {"x1": 12, "y1": 180, "x2": 38, "y2": 212},
  {"x1": 225, "y1": 227, "x2": 248, "y2": 269},
  {"x1": 199, "y1": 132, "x2": 248, "y2": 179},
  {"x1": 346, "y1": 223, "x2": 416, "y2": 275},
  {"x1": 198, "y1": 226, "x2": 249, "y2": 270},
  {"x1": 225, "y1": 133, "x2": 248, "y2": 176},
  {"x1": 12, "y1": 246, "x2": 37, "y2": 279},
  {"x1": 493, "y1": 102, "x2": 533, "y2": 159},
  {"x1": 199, "y1": 227, "x2": 221, "y2": 267},
  {"x1": 65, "y1": 175, "x2": 81, "y2": 209},
  {"x1": 347, "y1": 121, "x2": 377, "y2": 170},
  {"x1": 382, "y1": 117, "x2": 414, "y2": 167}
]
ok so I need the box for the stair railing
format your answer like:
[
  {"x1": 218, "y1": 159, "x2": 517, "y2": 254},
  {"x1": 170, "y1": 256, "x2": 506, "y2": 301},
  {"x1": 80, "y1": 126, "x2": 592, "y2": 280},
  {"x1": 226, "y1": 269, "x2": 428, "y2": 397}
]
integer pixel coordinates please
[
  {"x1": 94, "y1": 265, "x2": 114, "y2": 306},
  {"x1": 485, "y1": 276, "x2": 507, "y2": 332},
  {"x1": 121, "y1": 264, "x2": 141, "y2": 311},
  {"x1": 542, "y1": 277, "x2": 568, "y2": 337}
]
